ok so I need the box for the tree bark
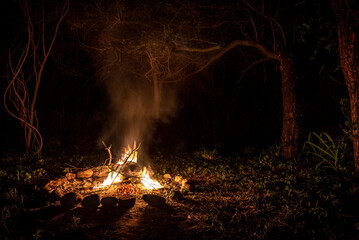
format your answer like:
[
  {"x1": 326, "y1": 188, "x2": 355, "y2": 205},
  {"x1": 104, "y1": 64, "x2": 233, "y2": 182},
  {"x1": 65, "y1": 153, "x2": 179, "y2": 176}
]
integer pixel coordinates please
[
  {"x1": 278, "y1": 50, "x2": 299, "y2": 162},
  {"x1": 332, "y1": 0, "x2": 359, "y2": 170}
]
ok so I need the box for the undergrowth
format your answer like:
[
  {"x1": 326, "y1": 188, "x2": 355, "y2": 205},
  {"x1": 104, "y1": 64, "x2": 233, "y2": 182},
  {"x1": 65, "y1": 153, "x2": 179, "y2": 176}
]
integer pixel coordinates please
[{"x1": 0, "y1": 139, "x2": 358, "y2": 239}]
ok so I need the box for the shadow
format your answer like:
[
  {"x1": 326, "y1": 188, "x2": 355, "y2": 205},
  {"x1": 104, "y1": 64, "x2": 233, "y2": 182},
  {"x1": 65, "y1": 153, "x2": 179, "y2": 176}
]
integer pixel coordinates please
[{"x1": 134, "y1": 204, "x2": 176, "y2": 240}]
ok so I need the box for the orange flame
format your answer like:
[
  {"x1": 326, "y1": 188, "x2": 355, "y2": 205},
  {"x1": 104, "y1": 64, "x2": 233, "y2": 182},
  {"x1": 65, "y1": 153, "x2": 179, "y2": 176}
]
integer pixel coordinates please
[{"x1": 95, "y1": 142, "x2": 162, "y2": 190}]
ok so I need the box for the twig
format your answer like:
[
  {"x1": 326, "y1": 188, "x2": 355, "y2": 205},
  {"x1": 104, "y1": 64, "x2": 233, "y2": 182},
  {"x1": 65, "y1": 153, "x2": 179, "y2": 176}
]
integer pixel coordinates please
[
  {"x1": 102, "y1": 141, "x2": 112, "y2": 165},
  {"x1": 109, "y1": 144, "x2": 140, "y2": 188},
  {"x1": 64, "y1": 163, "x2": 86, "y2": 171}
]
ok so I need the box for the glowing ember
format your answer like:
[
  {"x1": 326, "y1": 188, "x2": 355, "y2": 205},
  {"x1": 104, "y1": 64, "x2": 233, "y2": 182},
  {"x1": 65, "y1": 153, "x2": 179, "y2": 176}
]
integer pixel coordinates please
[
  {"x1": 141, "y1": 167, "x2": 162, "y2": 190},
  {"x1": 95, "y1": 142, "x2": 162, "y2": 190}
]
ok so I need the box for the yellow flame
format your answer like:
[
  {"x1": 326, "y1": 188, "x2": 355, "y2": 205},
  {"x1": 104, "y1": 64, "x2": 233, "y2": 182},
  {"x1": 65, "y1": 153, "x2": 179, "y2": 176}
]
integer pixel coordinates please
[
  {"x1": 141, "y1": 167, "x2": 162, "y2": 190},
  {"x1": 95, "y1": 142, "x2": 162, "y2": 190},
  {"x1": 117, "y1": 141, "x2": 138, "y2": 165}
]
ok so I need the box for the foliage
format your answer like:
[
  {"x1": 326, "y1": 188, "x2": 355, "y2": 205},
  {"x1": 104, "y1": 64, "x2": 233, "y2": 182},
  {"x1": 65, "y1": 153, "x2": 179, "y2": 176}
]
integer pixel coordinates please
[
  {"x1": 1, "y1": 145, "x2": 359, "y2": 239},
  {"x1": 302, "y1": 132, "x2": 349, "y2": 172}
]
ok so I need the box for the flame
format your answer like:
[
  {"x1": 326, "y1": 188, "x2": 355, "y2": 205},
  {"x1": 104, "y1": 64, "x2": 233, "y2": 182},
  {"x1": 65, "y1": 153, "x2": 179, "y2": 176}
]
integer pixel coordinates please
[
  {"x1": 141, "y1": 167, "x2": 162, "y2": 190},
  {"x1": 117, "y1": 142, "x2": 138, "y2": 165},
  {"x1": 95, "y1": 141, "x2": 162, "y2": 190}
]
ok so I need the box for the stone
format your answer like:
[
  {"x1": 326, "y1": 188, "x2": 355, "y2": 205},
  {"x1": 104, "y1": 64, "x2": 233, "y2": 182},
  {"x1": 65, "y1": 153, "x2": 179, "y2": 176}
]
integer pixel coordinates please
[
  {"x1": 92, "y1": 166, "x2": 111, "y2": 178},
  {"x1": 66, "y1": 173, "x2": 76, "y2": 180},
  {"x1": 163, "y1": 174, "x2": 172, "y2": 180},
  {"x1": 82, "y1": 182, "x2": 93, "y2": 190},
  {"x1": 101, "y1": 197, "x2": 118, "y2": 207},
  {"x1": 76, "y1": 169, "x2": 93, "y2": 179},
  {"x1": 60, "y1": 192, "x2": 82, "y2": 209},
  {"x1": 174, "y1": 176, "x2": 183, "y2": 183},
  {"x1": 142, "y1": 194, "x2": 166, "y2": 208},
  {"x1": 81, "y1": 194, "x2": 100, "y2": 209}
]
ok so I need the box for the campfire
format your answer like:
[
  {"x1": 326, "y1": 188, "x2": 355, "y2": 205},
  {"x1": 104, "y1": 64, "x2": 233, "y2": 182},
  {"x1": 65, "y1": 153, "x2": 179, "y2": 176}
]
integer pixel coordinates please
[
  {"x1": 44, "y1": 141, "x2": 164, "y2": 205},
  {"x1": 95, "y1": 141, "x2": 162, "y2": 190}
]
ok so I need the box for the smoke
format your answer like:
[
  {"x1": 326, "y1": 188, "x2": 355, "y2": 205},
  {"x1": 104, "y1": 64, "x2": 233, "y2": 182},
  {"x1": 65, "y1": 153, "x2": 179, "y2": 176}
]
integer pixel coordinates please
[{"x1": 96, "y1": 27, "x2": 179, "y2": 157}]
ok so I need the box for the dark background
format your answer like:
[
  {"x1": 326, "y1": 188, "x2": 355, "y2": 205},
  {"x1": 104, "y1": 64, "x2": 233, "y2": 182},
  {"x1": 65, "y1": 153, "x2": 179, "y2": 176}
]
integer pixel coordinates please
[{"x1": 0, "y1": 0, "x2": 349, "y2": 155}]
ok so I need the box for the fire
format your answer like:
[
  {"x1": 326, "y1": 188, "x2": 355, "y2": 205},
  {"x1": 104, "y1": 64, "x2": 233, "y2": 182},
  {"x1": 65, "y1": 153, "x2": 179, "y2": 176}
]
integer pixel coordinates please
[
  {"x1": 95, "y1": 141, "x2": 162, "y2": 190},
  {"x1": 117, "y1": 142, "x2": 138, "y2": 165},
  {"x1": 141, "y1": 167, "x2": 162, "y2": 190}
]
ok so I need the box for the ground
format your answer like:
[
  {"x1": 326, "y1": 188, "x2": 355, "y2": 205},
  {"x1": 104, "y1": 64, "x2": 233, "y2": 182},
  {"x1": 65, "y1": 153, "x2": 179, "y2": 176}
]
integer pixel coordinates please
[{"x1": 1, "y1": 146, "x2": 359, "y2": 239}]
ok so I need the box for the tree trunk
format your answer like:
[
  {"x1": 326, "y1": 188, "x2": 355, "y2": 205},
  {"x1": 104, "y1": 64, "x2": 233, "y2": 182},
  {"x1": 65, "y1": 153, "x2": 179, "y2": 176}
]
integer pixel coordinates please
[
  {"x1": 153, "y1": 71, "x2": 161, "y2": 120},
  {"x1": 278, "y1": 50, "x2": 299, "y2": 162},
  {"x1": 332, "y1": 0, "x2": 359, "y2": 170}
]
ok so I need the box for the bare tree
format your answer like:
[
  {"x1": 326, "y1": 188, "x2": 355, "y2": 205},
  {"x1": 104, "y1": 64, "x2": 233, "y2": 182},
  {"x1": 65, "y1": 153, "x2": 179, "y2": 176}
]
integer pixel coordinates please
[{"x1": 4, "y1": 0, "x2": 69, "y2": 152}]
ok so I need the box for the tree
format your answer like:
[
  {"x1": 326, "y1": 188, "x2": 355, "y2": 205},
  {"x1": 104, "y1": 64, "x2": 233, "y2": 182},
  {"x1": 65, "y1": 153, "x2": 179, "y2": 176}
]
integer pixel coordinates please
[
  {"x1": 68, "y1": 0, "x2": 221, "y2": 146},
  {"x1": 331, "y1": 0, "x2": 359, "y2": 170},
  {"x1": 70, "y1": 0, "x2": 300, "y2": 161},
  {"x1": 4, "y1": 0, "x2": 69, "y2": 152},
  {"x1": 176, "y1": 0, "x2": 300, "y2": 161}
]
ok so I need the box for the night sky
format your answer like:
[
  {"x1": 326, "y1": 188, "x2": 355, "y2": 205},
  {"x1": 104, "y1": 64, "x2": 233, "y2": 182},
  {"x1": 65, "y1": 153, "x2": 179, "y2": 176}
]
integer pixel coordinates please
[{"x1": 0, "y1": 0, "x2": 349, "y2": 154}]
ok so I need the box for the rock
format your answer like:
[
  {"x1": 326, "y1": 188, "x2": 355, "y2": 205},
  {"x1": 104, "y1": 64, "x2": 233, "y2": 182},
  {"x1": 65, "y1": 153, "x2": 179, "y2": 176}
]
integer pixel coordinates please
[
  {"x1": 66, "y1": 173, "x2": 76, "y2": 180},
  {"x1": 101, "y1": 197, "x2": 118, "y2": 207},
  {"x1": 142, "y1": 194, "x2": 166, "y2": 208},
  {"x1": 76, "y1": 169, "x2": 93, "y2": 179},
  {"x1": 118, "y1": 198, "x2": 136, "y2": 209},
  {"x1": 82, "y1": 181, "x2": 93, "y2": 190},
  {"x1": 174, "y1": 176, "x2": 183, "y2": 183},
  {"x1": 93, "y1": 166, "x2": 111, "y2": 178},
  {"x1": 60, "y1": 192, "x2": 82, "y2": 209},
  {"x1": 163, "y1": 174, "x2": 172, "y2": 180},
  {"x1": 81, "y1": 194, "x2": 100, "y2": 209},
  {"x1": 44, "y1": 177, "x2": 67, "y2": 192},
  {"x1": 181, "y1": 179, "x2": 188, "y2": 187}
]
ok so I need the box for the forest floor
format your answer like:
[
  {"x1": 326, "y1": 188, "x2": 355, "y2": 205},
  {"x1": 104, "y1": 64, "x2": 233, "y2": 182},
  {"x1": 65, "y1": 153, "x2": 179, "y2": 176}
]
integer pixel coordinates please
[{"x1": 1, "y1": 145, "x2": 359, "y2": 239}]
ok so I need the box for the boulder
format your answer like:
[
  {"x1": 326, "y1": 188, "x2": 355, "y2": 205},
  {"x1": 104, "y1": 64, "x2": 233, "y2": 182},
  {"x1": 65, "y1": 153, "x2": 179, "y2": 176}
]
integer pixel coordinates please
[
  {"x1": 101, "y1": 197, "x2": 118, "y2": 207},
  {"x1": 60, "y1": 192, "x2": 82, "y2": 209},
  {"x1": 81, "y1": 194, "x2": 100, "y2": 209},
  {"x1": 142, "y1": 194, "x2": 166, "y2": 208}
]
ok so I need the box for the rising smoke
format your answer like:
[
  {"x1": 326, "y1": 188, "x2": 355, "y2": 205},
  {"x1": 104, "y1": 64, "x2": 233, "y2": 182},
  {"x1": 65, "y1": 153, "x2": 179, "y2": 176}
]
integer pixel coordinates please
[{"x1": 95, "y1": 16, "x2": 180, "y2": 157}]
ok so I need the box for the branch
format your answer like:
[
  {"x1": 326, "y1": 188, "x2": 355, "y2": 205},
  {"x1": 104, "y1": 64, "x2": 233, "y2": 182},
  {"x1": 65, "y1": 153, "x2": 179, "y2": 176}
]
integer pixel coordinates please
[
  {"x1": 240, "y1": 57, "x2": 271, "y2": 80},
  {"x1": 175, "y1": 43, "x2": 222, "y2": 53},
  {"x1": 166, "y1": 40, "x2": 278, "y2": 83}
]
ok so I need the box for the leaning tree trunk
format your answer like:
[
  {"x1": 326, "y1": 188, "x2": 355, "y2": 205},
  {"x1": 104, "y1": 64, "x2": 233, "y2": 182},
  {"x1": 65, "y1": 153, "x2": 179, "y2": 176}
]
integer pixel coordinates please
[
  {"x1": 332, "y1": 0, "x2": 359, "y2": 170},
  {"x1": 278, "y1": 50, "x2": 299, "y2": 162}
]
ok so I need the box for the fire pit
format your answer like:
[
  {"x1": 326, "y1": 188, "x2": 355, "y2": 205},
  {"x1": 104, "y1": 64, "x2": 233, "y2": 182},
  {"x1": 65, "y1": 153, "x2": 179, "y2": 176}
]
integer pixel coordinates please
[{"x1": 44, "y1": 142, "x2": 164, "y2": 209}]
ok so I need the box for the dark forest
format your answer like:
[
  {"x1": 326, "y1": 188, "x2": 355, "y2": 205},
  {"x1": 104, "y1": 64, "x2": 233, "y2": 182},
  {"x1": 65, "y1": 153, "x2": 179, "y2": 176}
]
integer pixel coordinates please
[{"x1": 0, "y1": 0, "x2": 358, "y2": 239}]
